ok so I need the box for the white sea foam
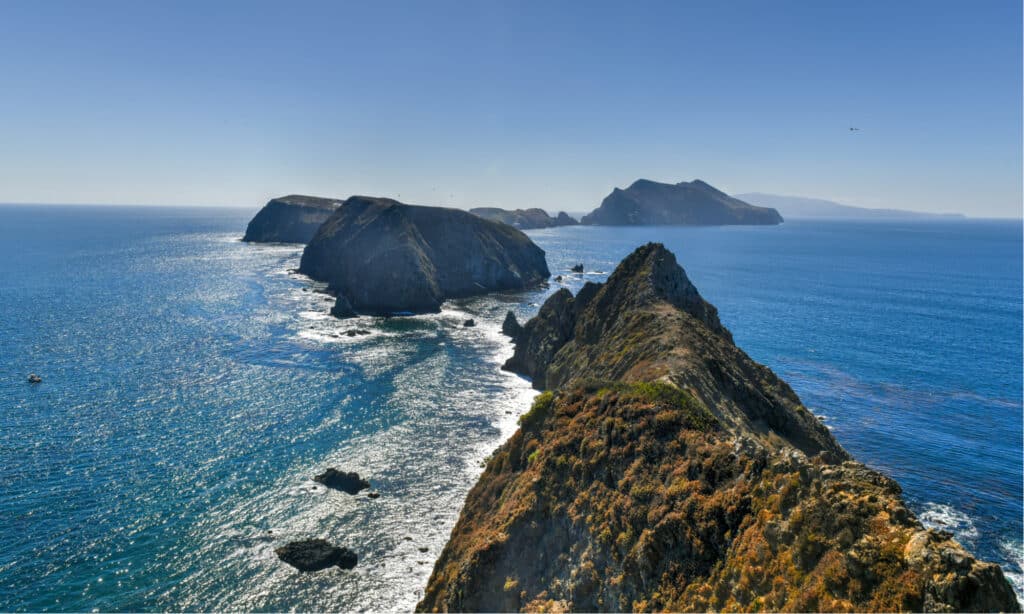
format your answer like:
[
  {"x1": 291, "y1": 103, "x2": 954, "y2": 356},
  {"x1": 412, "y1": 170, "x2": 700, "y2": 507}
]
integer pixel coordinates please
[
  {"x1": 918, "y1": 502, "x2": 980, "y2": 542},
  {"x1": 999, "y1": 539, "x2": 1024, "y2": 606}
]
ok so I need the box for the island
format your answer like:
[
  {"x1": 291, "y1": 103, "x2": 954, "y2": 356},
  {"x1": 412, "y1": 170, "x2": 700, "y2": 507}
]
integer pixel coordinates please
[
  {"x1": 470, "y1": 207, "x2": 579, "y2": 229},
  {"x1": 242, "y1": 195, "x2": 343, "y2": 243},
  {"x1": 581, "y1": 179, "x2": 783, "y2": 226},
  {"x1": 418, "y1": 243, "x2": 1017, "y2": 612},
  {"x1": 298, "y1": 196, "x2": 550, "y2": 317},
  {"x1": 735, "y1": 192, "x2": 967, "y2": 220}
]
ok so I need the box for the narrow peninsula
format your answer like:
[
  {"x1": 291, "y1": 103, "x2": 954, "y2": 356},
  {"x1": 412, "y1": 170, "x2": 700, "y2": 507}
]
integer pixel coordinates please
[
  {"x1": 419, "y1": 243, "x2": 1017, "y2": 612},
  {"x1": 299, "y1": 196, "x2": 550, "y2": 317},
  {"x1": 582, "y1": 179, "x2": 783, "y2": 226},
  {"x1": 242, "y1": 195, "x2": 343, "y2": 243}
]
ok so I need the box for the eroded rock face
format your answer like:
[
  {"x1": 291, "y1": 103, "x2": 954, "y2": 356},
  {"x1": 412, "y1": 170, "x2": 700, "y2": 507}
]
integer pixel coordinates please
[
  {"x1": 299, "y1": 197, "x2": 549, "y2": 317},
  {"x1": 242, "y1": 195, "x2": 343, "y2": 243},
  {"x1": 419, "y1": 243, "x2": 1019, "y2": 613},
  {"x1": 275, "y1": 539, "x2": 357, "y2": 572},
  {"x1": 581, "y1": 179, "x2": 783, "y2": 226},
  {"x1": 470, "y1": 207, "x2": 579, "y2": 230}
]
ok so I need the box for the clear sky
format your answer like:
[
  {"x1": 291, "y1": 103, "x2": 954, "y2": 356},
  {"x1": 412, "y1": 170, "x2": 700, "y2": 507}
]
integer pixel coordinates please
[{"x1": 0, "y1": 0, "x2": 1020, "y2": 216}]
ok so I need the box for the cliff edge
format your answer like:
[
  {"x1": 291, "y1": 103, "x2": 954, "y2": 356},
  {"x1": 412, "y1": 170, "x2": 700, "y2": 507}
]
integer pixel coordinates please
[
  {"x1": 419, "y1": 243, "x2": 1018, "y2": 612},
  {"x1": 298, "y1": 196, "x2": 550, "y2": 317}
]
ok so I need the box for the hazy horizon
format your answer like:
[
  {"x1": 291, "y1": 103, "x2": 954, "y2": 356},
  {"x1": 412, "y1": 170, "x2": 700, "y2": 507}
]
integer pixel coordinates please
[{"x1": 1, "y1": 0, "x2": 1020, "y2": 217}]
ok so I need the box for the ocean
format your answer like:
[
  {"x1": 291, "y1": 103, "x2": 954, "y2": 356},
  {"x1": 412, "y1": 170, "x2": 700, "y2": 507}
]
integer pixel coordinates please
[{"x1": 0, "y1": 205, "x2": 1020, "y2": 610}]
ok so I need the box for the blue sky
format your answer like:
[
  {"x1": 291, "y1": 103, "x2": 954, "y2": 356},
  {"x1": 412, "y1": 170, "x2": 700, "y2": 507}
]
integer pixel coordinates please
[{"x1": 0, "y1": 0, "x2": 1020, "y2": 216}]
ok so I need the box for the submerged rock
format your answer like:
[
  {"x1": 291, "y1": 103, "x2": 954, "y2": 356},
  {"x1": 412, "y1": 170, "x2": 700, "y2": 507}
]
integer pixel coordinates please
[
  {"x1": 243, "y1": 195, "x2": 343, "y2": 243},
  {"x1": 275, "y1": 539, "x2": 357, "y2": 572},
  {"x1": 581, "y1": 178, "x2": 783, "y2": 226},
  {"x1": 313, "y1": 468, "x2": 370, "y2": 494},
  {"x1": 419, "y1": 243, "x2": 1018, "y2": 613},
  {"x1": 299, "y1": 197, "x2": 550, "y2": 318}
]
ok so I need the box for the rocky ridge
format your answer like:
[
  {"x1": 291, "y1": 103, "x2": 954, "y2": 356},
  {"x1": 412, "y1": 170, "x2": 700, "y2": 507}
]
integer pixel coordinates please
[
  {"x1": 470, "y1": 207, "x2": 580, "y2": 229},
  {"x1": 419, "y1": 243, "x2": 1018, "y2": 612}
]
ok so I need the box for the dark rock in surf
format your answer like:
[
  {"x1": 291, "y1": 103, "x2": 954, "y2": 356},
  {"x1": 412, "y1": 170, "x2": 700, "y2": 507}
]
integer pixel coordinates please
[
  {"x1": 501, "y1": 311, "x2": 522, "y2": 339},
  {"x1": 313, "y1": 468, "x2": 370, "y2": 494},
  {"x1": 275, "y1": 539, "x2": 357, "y2": 572}
]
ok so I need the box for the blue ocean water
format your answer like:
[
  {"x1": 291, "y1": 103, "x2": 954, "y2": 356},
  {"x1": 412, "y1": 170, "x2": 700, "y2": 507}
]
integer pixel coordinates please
[{"x1": 0, "y1": 205, "x2": 1020, "y2": 610}]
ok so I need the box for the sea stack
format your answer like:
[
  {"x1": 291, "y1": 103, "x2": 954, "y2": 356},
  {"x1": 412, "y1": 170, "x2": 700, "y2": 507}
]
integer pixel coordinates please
[
  {"x1": 419, "y1": 243, "x2": 1018, "y2": 612},
  {"x1": 469, "y1": 207, "x2": 580, "y2": 230},
  {"x1": 581, "y1": 179, "x2": 783, "y2": 226},
  {"x1": 299, "y1": 196, "x2": 550, "y2": 317},
  {"x1": 242, "y1": 195, "x2": 343, "y2": 243}
]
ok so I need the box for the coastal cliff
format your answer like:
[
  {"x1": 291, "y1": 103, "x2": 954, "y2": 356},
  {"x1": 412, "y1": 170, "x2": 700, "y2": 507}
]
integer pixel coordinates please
[
  {"x1": 419, "y1": 244, "x2": 1018, "y2": 612},
  {"x1": 298, "y1": 196, "x2": 550, "y2": 317},
  {"x1": 242, "y1": 195, "x2": 343, "y2": 243},
  {"x1": 582, "y1": 179, "x2": 782, "y2": 226},
  {"x1": 470, "y1": 207, "x2": 579, "y2": 230}
]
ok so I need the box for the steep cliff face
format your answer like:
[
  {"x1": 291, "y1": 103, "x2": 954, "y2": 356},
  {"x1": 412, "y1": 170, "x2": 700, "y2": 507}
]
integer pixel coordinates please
[
  {"x1": 298, "y1": 196, "x2": 550, "y2": 317},
  {"x1": 470, "y1": 207, "x2": 580, "y2": 229},
  {"x1": 242, "y1": 195, "x2": 343, "y2": 243},
  {"x1": 582, "y1": 179, "x2": 783, "y2": 226},
  {"x1": 419, "y1": 244, "x2": 1018, "y2": 612}
]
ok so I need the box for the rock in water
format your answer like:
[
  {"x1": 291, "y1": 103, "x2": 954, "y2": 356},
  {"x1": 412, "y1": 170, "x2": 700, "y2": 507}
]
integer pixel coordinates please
[
  {"x1": 501, "y1": 311, "x2": 521, "y2": 339},
  {"x1": 27, "y1": 373, "x2": 42, "y2": 384},
  {"x1": 275, "y1": 539, "x2": 357, "y2": 571},
  {"x1": 299, "y1": 197, "x2": 549, "y2": 317},
  {"x1": 463, "y1": 319, "x2": 476, "y2": 328},
  {"x1": 570, "y1": 263, "x2": 584, "y2": 273},
  {"x1": 419, "y1": 243, "x2": 1019, "y2": 613},
  {"x1": 581, "y1": 178, "x2": 783, "y2": 226},
  {"x1": 469, "y1": 207, "x2": 579, "y2": 229},
  {"x1": 313, "y1": 468, "x2": 370, "y2": 494},
  {"x1": 242, "y1": 195, "x2": 343, "y2": 243}
]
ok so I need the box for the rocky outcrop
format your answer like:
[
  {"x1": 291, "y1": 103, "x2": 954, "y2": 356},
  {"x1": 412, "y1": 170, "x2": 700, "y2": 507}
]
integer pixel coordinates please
[
  {"x1": 502, "y1": 311, "x2": 522, "y2": 339},
  {"x1": 582, "y1": 179, "x2": 783, "y2": 226},
  {"x1": 313, "y1": 468, "x2": 370, "y2": 494},
  {"x1": 242, "y1": 195, "x2": 343, "y2": 243},
  {"x1": 275, "y1": 539, "x2": 357, "y2": 571},
  {"x1": 299, "y1": 197, "x2": 549, "y2": 317},
  {"x1": 419, "y1": 243, "x2": 1018, "y2": 612},
  {"x1": 470, "y1": 207, "x2": 579, "y2": 230}
]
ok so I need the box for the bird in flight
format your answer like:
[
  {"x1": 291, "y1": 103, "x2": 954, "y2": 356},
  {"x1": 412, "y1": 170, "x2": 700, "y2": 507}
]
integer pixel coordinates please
[{"x1": 849, "y1": 127, "x2": 860, "y2": 131}]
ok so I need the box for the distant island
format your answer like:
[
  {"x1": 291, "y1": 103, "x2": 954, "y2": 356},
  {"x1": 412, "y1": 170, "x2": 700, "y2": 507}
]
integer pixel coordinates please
[
  {"x1": 582, "y1": 179, "x2": 783, "y2": 226},
  {"x1": 419, "y1": 243, "x2": 1018, "y2": 612},
  {"x1": 242, "y1": 195, "x2": 343, "y2": 243},
  {"x1": 470, "y1": 207, "x2": 579, "y2": 229},
  {"x1": 735, "y1": 192, "x2": 966, "y2": 220},
  {"x1": 297, "y1": 196, "x2": 549, "y2": 317}
]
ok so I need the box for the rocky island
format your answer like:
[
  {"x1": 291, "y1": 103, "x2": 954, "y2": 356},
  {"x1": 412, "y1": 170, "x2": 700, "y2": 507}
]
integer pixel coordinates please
[
  {"x1": 419, "y1": 243, "x2": 1017, "y2": 612},
  {"x1": 299, "y1": 196, "x2": 550, "y2": 317},
  {"x1": 242, "y1": 195, "x2": 343, "y2": 243},
  {"x1": 582, "y1": 179, "x2": 783, "y2": 226},
  {"x1": 470, "y1": 207, "x2": 579, "y2": 230}
]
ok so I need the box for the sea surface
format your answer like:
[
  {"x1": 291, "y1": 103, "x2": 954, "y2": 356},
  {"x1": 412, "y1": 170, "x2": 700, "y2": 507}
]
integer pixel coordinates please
[{"x1": 0, "y1": 205, "x2": 1020, "y2": 610}]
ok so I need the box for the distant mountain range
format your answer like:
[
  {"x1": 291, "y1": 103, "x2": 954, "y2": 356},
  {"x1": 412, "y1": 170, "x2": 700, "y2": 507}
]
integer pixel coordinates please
[{"x1": 735, "y1": 193, "x2": 965, "y2": 220}]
